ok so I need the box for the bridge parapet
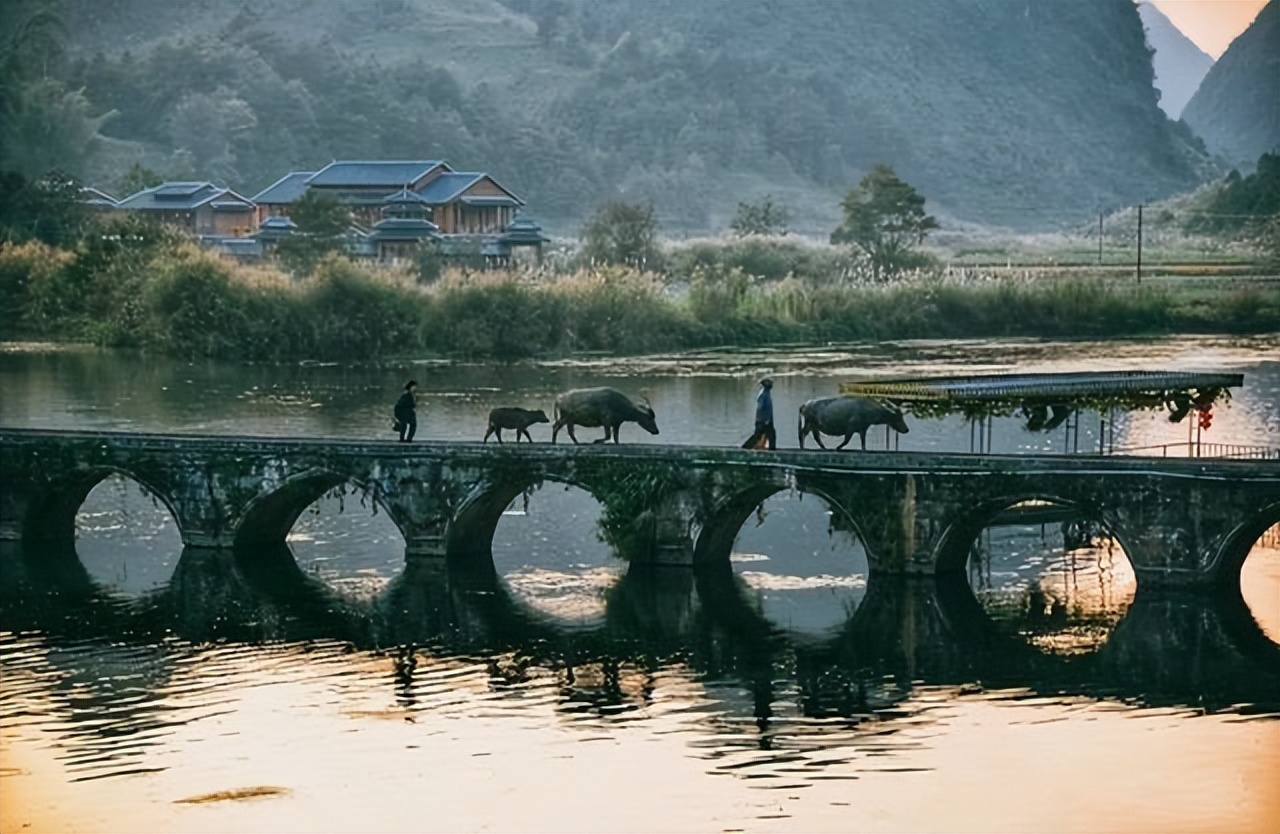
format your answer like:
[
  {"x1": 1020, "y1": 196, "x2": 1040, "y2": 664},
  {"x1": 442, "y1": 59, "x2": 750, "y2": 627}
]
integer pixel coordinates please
[{"x1": 2, "y1": 429, "x2": 1277, "y2": 588}]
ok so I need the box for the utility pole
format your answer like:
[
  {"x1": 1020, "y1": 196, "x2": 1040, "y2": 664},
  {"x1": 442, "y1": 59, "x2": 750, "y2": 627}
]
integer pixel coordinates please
[
  {"x1": 1098, "y1": 212, "x2": 1103, "y2": 265},
  {"x1": 1135, "y1": 204, "x2": 1144, "y2": 284}
]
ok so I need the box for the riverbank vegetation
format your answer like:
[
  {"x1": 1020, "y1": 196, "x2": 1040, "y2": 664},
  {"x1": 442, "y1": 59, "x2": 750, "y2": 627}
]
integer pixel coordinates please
[{"x1": 3, "y1": 227, "x2": 1277, "y2": 362}]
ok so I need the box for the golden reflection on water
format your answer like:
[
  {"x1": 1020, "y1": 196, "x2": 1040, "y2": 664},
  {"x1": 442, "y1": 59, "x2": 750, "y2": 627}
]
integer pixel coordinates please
[
  {"x1": 970, "y1": 515, "x2": 1139, "y2": 657},
  {"x1": 2, "y1": 339, "x2": 1277, "y2": 833},
  {"x1": 1241, "y1": 526, "x2": 1280, "y2": 644},
  {"x1": 1022, "y1": 536, "x2": 1138, "y2": 655},
  {"x1": 3, "y1": 673, "x2": 1277, "y2": 834},
  {"x1": 3, "y1": 537, "x2": 1277, "y2": 833}
]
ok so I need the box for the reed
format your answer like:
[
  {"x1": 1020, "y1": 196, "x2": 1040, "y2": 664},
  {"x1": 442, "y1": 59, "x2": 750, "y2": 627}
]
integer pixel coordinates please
[
  {"x1": 0, "y1": 240, "x2": 77, "y2": 335},
  {"x1": 1, "y1": 238, "x2": 1276, "y2": 361}
]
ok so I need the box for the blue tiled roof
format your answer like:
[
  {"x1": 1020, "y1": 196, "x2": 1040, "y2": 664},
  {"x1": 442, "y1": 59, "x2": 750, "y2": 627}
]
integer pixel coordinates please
[
  {"x1": 417, "y1": 172, "x2": 524, "y2": 206},
  {"x1": 307, "y1": 160, "x2": 450, "y2": 189},
  {"x1": 153, "y1": 182, "x2": 210, "y2": 198},
  {"x1": 115, "y1": 182, "x2": 255, "y2": 211},
  {"x1": 251, "y1": 172, "x2": 314, "y2": 205},
  {"x1": 415, "y1": 172, "x2": 483, "y2": 204},
  {"x1": 461, "y1": 195, "x2": 520, "y2": 207},
  {"x1": 381, "y1": 188, "x2": 432, "y2": 205},
  {"x1": 370, "y1": 215, "x2": 441, "y2": 242},
  {"x1": 259, "y1": 215, "x2": 298, "y2": 230},
  {"x1": 499, "y1": 218, "x2": 550, "y2": 244},
  {"x1": 255, "y1": 215, "x2": 298, "y2": 242}
]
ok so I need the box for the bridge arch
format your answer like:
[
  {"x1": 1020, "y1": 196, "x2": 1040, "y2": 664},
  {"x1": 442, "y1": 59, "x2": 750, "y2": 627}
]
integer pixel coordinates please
[
  {"x1": 1209, "y1": 500, "x2": 1280, "y2": 591},
  {"x1": 693, "y1": 482, "x2": 869, "y2": 570},
  {"x1": 234, "y1": 468, "x2": 406, "y2": 553},
  {"x1": 446, "y1": 472, "x2": 611, "y2": 563},
  {"x1": 934, "y1": 492, "x2": 1139, "y2": 657},
  {"x1": 22, "y1": 466, "x2": 184, "y2": 548},
  {"x1": 933, "y1": 492, "x2": 1134, "y2": 577}
]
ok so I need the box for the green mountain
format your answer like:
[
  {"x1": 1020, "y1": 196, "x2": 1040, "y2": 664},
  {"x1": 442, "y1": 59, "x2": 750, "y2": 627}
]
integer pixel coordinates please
[
  {"x1": 8, "y1": 0, "x2": 1209, "y2": 234},
  {"x1": 1181, "y1": 0, "x2": 1279, "y2": 171}
]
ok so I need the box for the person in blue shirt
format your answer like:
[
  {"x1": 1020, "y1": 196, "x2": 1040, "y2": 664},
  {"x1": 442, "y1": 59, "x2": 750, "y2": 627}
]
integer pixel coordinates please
[{"x1": 741, "y1": 378, "x2": 776, "y2": 450}]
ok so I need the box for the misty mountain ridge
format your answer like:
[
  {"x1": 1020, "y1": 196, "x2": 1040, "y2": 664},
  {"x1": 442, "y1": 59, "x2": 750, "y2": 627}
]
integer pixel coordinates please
[
  {"x1": 1137, "y1": 1, "x2": 1213, "y2": 119},
  {"x1": 1181, "y1": 0, "x2": 1279, "y2": 171},
  {"x1": 39, "y1": 0, "x2": 1214, "y2": 234}
]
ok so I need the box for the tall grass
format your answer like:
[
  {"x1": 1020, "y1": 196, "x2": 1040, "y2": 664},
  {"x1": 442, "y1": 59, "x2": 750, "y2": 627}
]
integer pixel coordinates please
[{"x1": 2, "y1": 239, "x2": 1276, "y2": 362}]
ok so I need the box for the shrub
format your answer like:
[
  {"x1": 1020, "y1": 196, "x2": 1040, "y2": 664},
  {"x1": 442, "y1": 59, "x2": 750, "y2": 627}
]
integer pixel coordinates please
[
  {"x1": 688, "y1": 264, "x2": 751, "y2": 323},
  {"x1": 424, "y1": 279, "x2": 557, "y2": 359},
  {"x1": 144, "y1": 246, "x2": 254, "y2": 358},
  {"x1": 305, "y1": 256, "x2": 423, "y2": 359},
  {"x1": 557, "y1": 267, "x2": 691, "y2": 353},
  {"x1": 0, "y1": 240, "x2": 75, "y2": 335}
]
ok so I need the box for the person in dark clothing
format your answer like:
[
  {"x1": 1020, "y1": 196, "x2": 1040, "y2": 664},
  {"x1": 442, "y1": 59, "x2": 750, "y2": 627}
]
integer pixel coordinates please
[
  {"x1": 741, "y1": 378, "x2": 776, "y2": 450},
  {"x1": 394, "y1": 380, "x2": 418, "y2": 442}
]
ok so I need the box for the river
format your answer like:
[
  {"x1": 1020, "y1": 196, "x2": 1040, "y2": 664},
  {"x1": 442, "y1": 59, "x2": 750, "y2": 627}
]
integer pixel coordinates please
[{"x1": 1, "y1": 334, "x2": 1278, "y2": 833}]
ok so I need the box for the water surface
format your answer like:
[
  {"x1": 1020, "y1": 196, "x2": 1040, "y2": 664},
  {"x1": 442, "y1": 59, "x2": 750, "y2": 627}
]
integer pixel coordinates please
[{"x1": 2, "y1": 335, "x2": 1277, "y2": 833}]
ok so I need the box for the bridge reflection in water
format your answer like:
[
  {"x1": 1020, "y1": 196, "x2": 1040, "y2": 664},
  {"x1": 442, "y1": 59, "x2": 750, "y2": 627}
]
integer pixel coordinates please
[
  {"x1": 2, "y1": 524, "x2": 1278, "y2": 783},
  {"x1": 4, "y1": 428, "x2": 1279, "y2": 789}
]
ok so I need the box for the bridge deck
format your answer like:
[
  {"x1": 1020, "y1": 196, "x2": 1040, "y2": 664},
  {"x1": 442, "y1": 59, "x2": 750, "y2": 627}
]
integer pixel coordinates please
[{"x1": 2, "y1": 427, "x2": 1275, "y2": 482}]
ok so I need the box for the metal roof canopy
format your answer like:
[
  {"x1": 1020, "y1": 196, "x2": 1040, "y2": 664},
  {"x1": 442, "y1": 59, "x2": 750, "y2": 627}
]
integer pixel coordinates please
[
  {"x1": 840, "y1": 370, "x2": 1246, "y2": 455},
  {"x1": 840, "y1": 370, "x2": 1243, "y2": 404}
]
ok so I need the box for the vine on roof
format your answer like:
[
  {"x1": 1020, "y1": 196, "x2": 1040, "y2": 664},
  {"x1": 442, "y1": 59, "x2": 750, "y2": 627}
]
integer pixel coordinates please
[{"x1": 887, "y1": 387, "x2": 1231, "y2": 423}]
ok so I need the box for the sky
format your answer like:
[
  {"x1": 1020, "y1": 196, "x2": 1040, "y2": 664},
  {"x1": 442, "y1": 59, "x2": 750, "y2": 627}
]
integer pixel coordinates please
[{"x1": 1149, "y1": 0, "x2": 1270, "y2": 58}]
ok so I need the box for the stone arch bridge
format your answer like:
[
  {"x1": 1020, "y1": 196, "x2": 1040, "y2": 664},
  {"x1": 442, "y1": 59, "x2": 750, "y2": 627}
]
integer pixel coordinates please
[{"x1": 2, "y1": 429, "x2": 1277, "y2": 590}]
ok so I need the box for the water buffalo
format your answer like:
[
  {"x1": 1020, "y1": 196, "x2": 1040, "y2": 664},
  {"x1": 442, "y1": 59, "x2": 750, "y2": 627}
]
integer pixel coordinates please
[
  {"x1": 552, "y1": 387, "x2": 659, "y2": 444},
  {"x1": 798, "y1": 396, "x2": 909, "y2": 450},
  {"x1": 483, "y1": 407, "x2": 549, "y2": 443}
]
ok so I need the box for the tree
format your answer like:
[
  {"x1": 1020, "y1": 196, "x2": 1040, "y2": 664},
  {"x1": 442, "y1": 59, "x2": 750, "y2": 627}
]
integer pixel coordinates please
[
  {"x1": 730, "y1": 195, "x2": 788, "y2": 237},
  {"x1": 0, "y1": 77, "x2": 112, "y2": 179},
  {"x1": 830, "y1": 164, "x2": 937, "y2": 280},
  {"x1": 1185, "y1": 152, "x2": 1280, "y2": 236},
  {"x1": 164, "y1": 87, "x2": 257, "y2": 182},
  {"x1": 579, "y1": 200, "x2": 662, "y2": 269},
  {"x1": 289, "y1": 189, "x2": 351, "y2": 237},
  {"x1": 115, "y1": 162, "x2": 163, "y2": 198},
  {"x1": 274, "y1": 190, "x2": 352, "y2": 277},
  {"x1": 0, "y1": 169, "x2": 90, "y2": 245}
]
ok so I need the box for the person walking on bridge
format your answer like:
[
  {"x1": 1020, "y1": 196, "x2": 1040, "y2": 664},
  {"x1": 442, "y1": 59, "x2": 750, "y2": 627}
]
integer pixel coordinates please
[
  {"x1": 394, "y1": 380, "x2": 418, "y2": 442},
  {"x1": 742, "y1": 378, "x2": 776, "y2": 450}
]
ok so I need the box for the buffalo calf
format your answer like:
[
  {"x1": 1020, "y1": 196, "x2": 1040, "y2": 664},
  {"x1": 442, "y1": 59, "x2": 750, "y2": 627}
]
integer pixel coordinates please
[{"x1": 484, "y1": 407, "x2": 549, "y2": 443}]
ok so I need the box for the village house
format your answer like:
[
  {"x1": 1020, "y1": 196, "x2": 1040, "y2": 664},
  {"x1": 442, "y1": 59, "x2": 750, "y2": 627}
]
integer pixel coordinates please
[
  {"x1": 250, "y1": 171, "x2": 313, "y2": 225},
  {"x1": 249, "y1": 159, "x2": 544, "y2": 265},
  {"x1": 411, "y1": 170, "x2": 522, "y2": 235},
  {"x1": 368, "y1": 189, "x2": 441, "y2": 262},
  {"x1": 251, "y1": 160, "x2": 524, "y2": 232},
  {"x1": 111, "y1": 160, "x2": 545, "y2": 265},
  {"x1": 113, "y1": 181, "x2": 257, "y2": 237}
]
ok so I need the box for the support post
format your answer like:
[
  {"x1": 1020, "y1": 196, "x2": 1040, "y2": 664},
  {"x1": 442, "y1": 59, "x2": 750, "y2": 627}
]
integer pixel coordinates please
[
  {"x1": 1098, "y1": 211, "x2": 1103, "y2": 265},
  {"x1": 1135, "y1": 203, "x2": 1143, "y2": 284}
]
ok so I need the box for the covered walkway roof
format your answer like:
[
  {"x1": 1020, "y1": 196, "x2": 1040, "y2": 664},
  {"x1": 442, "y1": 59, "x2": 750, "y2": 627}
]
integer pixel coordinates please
[
  {"x1": 840, "y1": 370, "x2": 1243, "y2": 419},
  {"x1": 842, "y1": 370, "x2": 1243, "y2": 401}
]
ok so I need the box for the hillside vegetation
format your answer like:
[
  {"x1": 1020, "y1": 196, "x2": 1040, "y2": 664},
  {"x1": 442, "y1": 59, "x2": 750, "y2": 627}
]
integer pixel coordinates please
[
  {"x1": 1181, "y1": 0, "x2": 1279, "y2": 171},
  {"x1": 0, "y1": 0, "x2": 1210, "y2": 235}
]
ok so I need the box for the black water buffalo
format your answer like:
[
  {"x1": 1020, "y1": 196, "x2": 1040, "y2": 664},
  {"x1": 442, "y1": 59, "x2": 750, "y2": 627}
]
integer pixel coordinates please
[
  {"x1": 798, "y1": 396, "x2": 909, "y2": 450},
  {"x1": 483, "y1": 407, "x2": 549, "y2": 443},
  {"x1": 551, "y1": 388, "x2": 659, "y2": 444}
]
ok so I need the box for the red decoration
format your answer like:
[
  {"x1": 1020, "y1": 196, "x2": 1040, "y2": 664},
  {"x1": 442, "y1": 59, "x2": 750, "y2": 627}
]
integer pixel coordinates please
[{"x1": 1198, "y1": 406, "x2": 1213, "y2": 431}]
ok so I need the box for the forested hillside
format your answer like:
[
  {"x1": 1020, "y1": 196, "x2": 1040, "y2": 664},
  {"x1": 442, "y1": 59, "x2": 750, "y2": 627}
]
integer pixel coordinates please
[
  {"x1": 2, "y1": 0, "x2": 1209, "y2": 233},
  {"x1": 1181, "y1": 0, "x2": 1279, "y2": 171}
]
